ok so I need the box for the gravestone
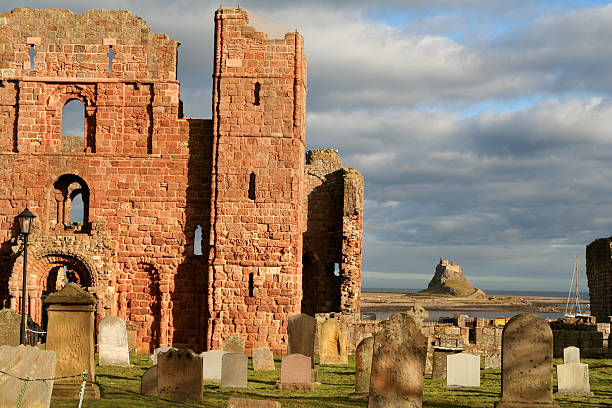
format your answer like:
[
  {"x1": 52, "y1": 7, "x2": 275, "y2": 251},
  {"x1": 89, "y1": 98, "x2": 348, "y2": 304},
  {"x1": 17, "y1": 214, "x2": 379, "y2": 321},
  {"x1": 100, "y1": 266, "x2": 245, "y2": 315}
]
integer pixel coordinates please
[
  {"x1": 227, "y1": 398, "x2": 281, "y2": 408},
  {"x1": 432, "y1": 347, "x2": 461, "y2": 380},
  {"x1": 140, "y1": 365, "x2": 157, "y2": 396},
  {"x1": 0, "y1": 345, "x2": 56, "y2": 408},
  {"x1": 447, "y1": 353, "x2": 480, "y2": 387},
  {"x1": 494, "y1": 313, "x2": 559, "y2": 408},
  {"x1": 287, "y1": 314, "x2": 316, "y2": 360},
  {"x1": 278, "y1": 354, "x2": 318, "y2": 390},
  {"x1": 484, "y1": 353, "x2": 501, "y2": 370},
  {"x1": 563, "y1": 346, "x2": 580, "y2": 364},
  {"x1": 153, "y1": 347, "x2": 176, "y2": 365},
  {"x1": 0, "y1": 308, "x2": 21, "y2": 346},
  {"x1": 556, "y1": 363, "x2": 592, "y2": 396},
  {"x1": 201, "y1": 349, "x2": 227, "y2": 381},
  {"x1": 253, "y1": 346, "x2": 275, "y2": 371},
  {"x1": 221, "y1": 353, "x2": 248, "y2": 388},
  {"x1": 425, "y1": 356, "x2": 432, "y2": 375},
  {"x1": 44, "y1": 283, "x2": 100, "y2": 398},
  {"x1": 125, "y1": 322, "x2": 138, "y2": 354},
  {"x1": 98, "y1": 316, "x2": 130, "y2": 366},
  {"x1": 157, "y1": 348, "x2": 203, "y2": 403},
  {"x1": 223, "y1": 336, "x2": 245, "y2": 354},
  {"x1": 352, "y1": 336, "x2": 373, "y2": 397},
  {"x1": 318, "y1": 318, "x2": 348, "y2": 365},
  {"x1": 369, "y1": 312, "x2": 427, "y2": 408}
]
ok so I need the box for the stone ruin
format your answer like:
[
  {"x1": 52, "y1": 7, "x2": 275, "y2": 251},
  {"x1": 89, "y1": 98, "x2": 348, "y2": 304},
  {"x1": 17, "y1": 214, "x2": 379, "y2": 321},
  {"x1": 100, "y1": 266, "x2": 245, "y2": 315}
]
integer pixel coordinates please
[
  {"x1": 421, "y1": 258, "x2": 486, "y2": 298},
  {"x1": 0, "y1": 7, "x2": 364, "y2": 354},
  {"x1": 586, "y1": 237, "x2": 612, "y2": 323}
]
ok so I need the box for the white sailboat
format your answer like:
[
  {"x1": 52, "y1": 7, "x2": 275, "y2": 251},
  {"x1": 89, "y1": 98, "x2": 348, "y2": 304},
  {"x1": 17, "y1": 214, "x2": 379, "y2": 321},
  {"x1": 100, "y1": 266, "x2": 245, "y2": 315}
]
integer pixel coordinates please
[{"x1": 564, "y1": 257, "x2": 589, "y2": 318}]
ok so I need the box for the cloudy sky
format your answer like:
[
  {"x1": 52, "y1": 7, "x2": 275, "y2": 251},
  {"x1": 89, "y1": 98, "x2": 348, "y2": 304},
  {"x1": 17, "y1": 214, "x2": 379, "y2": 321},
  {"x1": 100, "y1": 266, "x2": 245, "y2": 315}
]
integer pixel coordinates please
[{"x1": 9, "y1": 0, "x2": 612, "y2": 292}]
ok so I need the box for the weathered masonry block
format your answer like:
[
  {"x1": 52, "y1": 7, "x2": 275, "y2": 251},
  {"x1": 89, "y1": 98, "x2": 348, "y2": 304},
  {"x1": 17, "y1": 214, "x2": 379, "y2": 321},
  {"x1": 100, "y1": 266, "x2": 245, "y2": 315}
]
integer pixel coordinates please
[
  {"x1": 586, "y1": 237, "x2": 612, "y2": 323},
  {"x1": 0, "y1": 7, "x2": 364, "y2": 354}
]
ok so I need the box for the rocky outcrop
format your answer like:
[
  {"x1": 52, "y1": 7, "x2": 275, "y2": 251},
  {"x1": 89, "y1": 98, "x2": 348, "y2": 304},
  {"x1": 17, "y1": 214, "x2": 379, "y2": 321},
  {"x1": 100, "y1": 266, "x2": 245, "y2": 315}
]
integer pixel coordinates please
[{"x1": 421, "y1": 259, "x2": 486, "y2": 298}]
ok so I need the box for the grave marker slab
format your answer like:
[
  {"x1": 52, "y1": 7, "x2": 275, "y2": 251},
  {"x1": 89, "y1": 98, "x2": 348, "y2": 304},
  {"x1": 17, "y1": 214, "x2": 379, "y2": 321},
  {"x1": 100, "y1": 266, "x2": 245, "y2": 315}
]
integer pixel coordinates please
[
  {"x1": 557, "y1": 363, "x2": 592, "y2": 396},
  {"x1": 157, "y1": 348, "x2": 203, "y2": 403},
  {"x1": 223, "y1": 336, "x2": 245, "y2": 354},
  {"x1": 253, "y1": 346, "x2": 275, "y2": 371},
  {"x1": 0, "y1": 308, "x2": 21, "y2": 346},
  {"x1": 0, "y1": 345, "x2": 56, "y2": 408},
  {"x1": 368, "y1": 312, "x2": 427, "y2": 408},
  {"x1": 202, "y1": 349, "x2": 227, "y2": 381},
  {"x1": 494, "y1": 313, "x2": 559, "y2": 408},
  {"x1": 98, "y1": 316, "x2": 130, "y2": 366},
  {"x1": 318, "y1": 318, "x2": 348, "y2": 365},
  {"x1": 447, "y1": 353, "x2": 480, "y2": 387},
  {"x1": 287, "y1": 314, "x2": 316, "y2": 360},
  {"x1": 140, "y1": 365, "x2": 157, "y2": 396},
  {"x1": 484, "y1": 353, "x2": 501, "y2": 370},
  {"x1": 278, "y1": 354, "x2": 318, "y2": 390},
  {"x1": 152, "y1": 347, "x2": 176, "y2": 365},
  {"x1": 353, "y1": 336, "x2": 373, "y2": 396},
  {"x1": 221, "y1": 353, "x2": 248, "y2": 388},
  {"x1": 563, "y1": 346, "x2": 580, "y2": 364},
  {"x1": 227, "y1": 398, "x2": 281, "y2": 408},
  {"x1": 432, "y1": 348, "x2": 461, "y2": 380}
]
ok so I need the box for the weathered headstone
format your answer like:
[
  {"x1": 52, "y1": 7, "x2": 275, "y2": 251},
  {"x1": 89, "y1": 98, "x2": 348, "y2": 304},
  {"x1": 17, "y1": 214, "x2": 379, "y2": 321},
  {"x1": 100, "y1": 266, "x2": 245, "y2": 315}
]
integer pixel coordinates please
[
  {"x1": 253, "y1": 346, "x2": 275, "y2": 371},
  {"x1": 98, "y1": 316, "x2": 130, "y2": 366},
  {"x1": 223, "y1": 335, "x2": 245, "y2": 354},
  {"x1": 352, "y1": 336, "x2": 373, "y2": 397},
  {"x1": 494, "y1": 313, "x2": 559, "y2": 408},
  {"x1": 425, "y1": 356, "x2": 433, "y2": 375},
  {"x1": 0, "y1": 345, "x2": 56, "y2": 408},
  {"x1": 152, "y1": 347, "x2": 176, "y2": 365},
  {"x1": 432, "y1": 348, "x2": 461, "y2": 380},
  {"x1": 369, "y1": 312, "x2": 427, "y2": 408},
  {"x1": 447, "y1": 353, "x2": 480, "y2": 387},
  {"x1": 227, "y1": 398, "x2": 281, "y2": 408},
  {"x1": 0, "y1": 308, "x2": 21, "y2": 346},
  {"x1": 557, "y1": 363, "x2": 592, "y2": 396},
  {"x1": 278, "y1": 354, "x2": 318, "y2": 390},
  {"x1": 201, "y1": 349, "x2": 227, "y2": 382},
  {"x1": 484, "y1": 353, "x2": 501, "y2": 370},
  {"x1": 288, "y1": 314, "x2": 316, "y2": 360},
  {"x1": 44, "y1": 283, "x2": 100, "y2": 398},
  {"x1": 125, "y1": 322, "x2": 138, "y2": 354},
  {"x1": 221, "y1": 353, "x2": 248, "y2": 388},
  {"x1": 318, "y1": 318, "x2": 348, "y2": 365},
  {"x1": 157, "y1": 348, "x2": 203, "y2": 403},
  {"x1": 563, "y1": 346, "x2": 580, "y2": 364},
  {"x1": 140, "y1": 365, "x2": 157, "y2": 396}
]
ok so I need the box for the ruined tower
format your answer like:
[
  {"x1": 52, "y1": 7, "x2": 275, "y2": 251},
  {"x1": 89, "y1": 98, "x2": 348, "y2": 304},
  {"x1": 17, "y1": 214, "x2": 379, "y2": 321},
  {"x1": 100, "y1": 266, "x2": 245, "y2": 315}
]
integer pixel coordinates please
[{"x1": 585, "y1": 238, "x2": 612, "y2": 322}]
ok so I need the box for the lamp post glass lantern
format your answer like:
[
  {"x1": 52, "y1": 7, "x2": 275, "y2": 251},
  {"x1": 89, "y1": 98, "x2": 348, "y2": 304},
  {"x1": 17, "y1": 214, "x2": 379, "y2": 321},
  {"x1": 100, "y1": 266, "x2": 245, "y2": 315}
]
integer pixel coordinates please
[{"x1": 17, "y1": 208, "x2": 36, "y2": 345}]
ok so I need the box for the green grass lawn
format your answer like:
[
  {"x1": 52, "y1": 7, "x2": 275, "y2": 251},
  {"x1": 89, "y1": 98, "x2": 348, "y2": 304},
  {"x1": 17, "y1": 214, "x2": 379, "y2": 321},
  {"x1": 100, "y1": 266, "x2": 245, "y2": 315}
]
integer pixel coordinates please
[{"x1": 48, "y1": 354, "x2": 612, "y2": 408}]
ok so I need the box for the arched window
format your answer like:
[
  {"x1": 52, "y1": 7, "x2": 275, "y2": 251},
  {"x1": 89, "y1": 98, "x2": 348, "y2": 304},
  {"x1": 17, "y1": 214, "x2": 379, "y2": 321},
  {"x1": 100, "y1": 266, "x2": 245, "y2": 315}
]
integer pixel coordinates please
[
  {"x1": 194, "y1": 225, "x2": 202, "y2": 255},
  {"x1": 61, "y1": 99, "x2": 85, "y2": 152},
  {"x1": 52, "y1": 174, "x2": 90, "y2": 231},
  {"x1": 69, "y1": 191, "x2": 84, "y2": 223}
]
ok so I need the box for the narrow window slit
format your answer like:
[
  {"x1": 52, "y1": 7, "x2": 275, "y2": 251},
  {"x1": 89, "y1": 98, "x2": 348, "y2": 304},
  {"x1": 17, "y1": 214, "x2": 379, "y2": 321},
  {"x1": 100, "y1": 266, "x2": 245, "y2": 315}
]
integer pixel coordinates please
[
  {"x1": 248, "y1": 273, "x2": 254, "y2": 297},
  {"x1": 194, "y1": 225, "x2": 202, "y2": 255},
  {"x1": 28, "y1": 45, "x2": 36, "y2": 71},
  {"x1": 253, "y1": 82, "x2": 261, "y2": 106},
  {"x1": 107, "y1": 45, "x2": 116, "y2": 72},
  {"x1": 248, "y1": 172, "x2": 256, "y2": 200}
]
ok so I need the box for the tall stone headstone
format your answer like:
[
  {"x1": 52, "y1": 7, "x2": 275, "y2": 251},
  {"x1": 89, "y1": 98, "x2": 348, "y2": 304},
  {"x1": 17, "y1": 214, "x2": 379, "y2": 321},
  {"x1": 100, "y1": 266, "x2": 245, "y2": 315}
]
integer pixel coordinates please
[
  {"x1": 447, "y1": 353, "x2": 480, "y2": 387},
  {"x1": 202, "y1": 349, "x2": 227, "y2": 382},
  {"x1": 221, "y1": 353, "x2": 248, "y2": 388},
  {"x1": 557, "y1": 363, "x2": 592, "y2": 396},
  {"x1": 223, "y1": 335, "x2": 245, "y2": 354},
  {"x1": 278, "y1": 354, "x2": 318, "y2": 390},
  {"x1": 288, "y1": 314, "x2": 316, "y2": 360},
  {"x1": 353, "y1": 336, "x2": 374, "y2": 396},
  {"x1": 563, "y1": 346, "x2": 580, "y2": 364},
  {"x1": 369, "y1": 312, "x2": 427, "y2": 408},
  {"x1": 494, "y1": 313, "x2": 559, "y2": 408},
  {"x1": 157, "y1": 348, "x2": 203, "y2": 403},
  {"x1": 253, "y1": 346, "x2": 275, "y2": 371},
  {"x1": 0, "y1": 345, "x2": 57, "y2": 408},
  {"x1": 0, "y1": 308, "x2": 21, "y2": 346},
  {"x1": 140, "y1": 365, "x2": 158, "y2": 396},
  {"x1": 44, "y1": 283, "x2": 99, "y2": 398},
  {"x1": 98, "y1": 316, "x2": 130, "y2": 366},
  {"x1": 318, "y1": 318, "x2": 348, "y2": 365},
  {"x1": 125, "y1": 322, "x2": 139, "y2": 354}
]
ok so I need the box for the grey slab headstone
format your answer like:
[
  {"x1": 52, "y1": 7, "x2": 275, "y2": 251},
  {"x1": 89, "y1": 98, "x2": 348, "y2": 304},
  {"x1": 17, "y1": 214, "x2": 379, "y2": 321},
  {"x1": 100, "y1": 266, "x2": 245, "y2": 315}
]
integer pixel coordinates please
[
  {"x1": 0, "y1": 308, "x2": 21, "y2": 346},
  {"x1": 354, "y1": 336, "x2": 373, "y2": 395},
  {"x1": 0, "y1": 345, "x2": 57, "y2": 408},
  {"x1": 288, "y1": 314, "x2": 316, "y2": 360},
  {"x1": 563, "y1": 346, "x2": 580, "y2": 364},
  {"x1": 447, "y1": 353, "x2": 480, "y2": 387},
  {"x1": 140, "y1": 365, "x2": 157, "y2": 396},
  {"x1": 557, "y1": 363, "x2": 592, "y2": 396},
  {"x1": 368, "y1": 312, "x2": 427, "y2": 407},
  {"x1": 98, "y1": 316, "x2": 130, "y2": 366},
  {"x1": 223, "y1": 336, "x2": 245, "y2": 354},
  {"x1": 221, "y1": 353, "x2": 248, "y2": 388},
  {"x1": 252, "y1": 346, "x2": 275, "y2": 371},
  {"x1": 202, "y1": 349, "x2": 227, "y2": 382},
  {"x1": 157, "y1": 348, "x2": 203, "y2": 403},
  {"x1": 152, "y1": 347, "x2": 176, "y2": 365}
]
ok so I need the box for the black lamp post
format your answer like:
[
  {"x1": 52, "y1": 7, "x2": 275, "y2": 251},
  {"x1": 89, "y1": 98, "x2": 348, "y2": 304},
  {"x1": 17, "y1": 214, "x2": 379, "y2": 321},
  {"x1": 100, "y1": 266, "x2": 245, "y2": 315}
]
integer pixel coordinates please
[{"x1": 17, "y1": 208, "x2": 36, "y2": 345}]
